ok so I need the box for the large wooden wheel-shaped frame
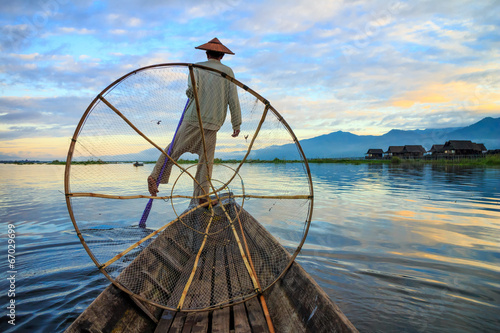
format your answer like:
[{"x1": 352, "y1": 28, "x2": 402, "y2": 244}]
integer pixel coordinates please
[{"x1": 64, "y1": 63, "x2": 314, "y2": 312}]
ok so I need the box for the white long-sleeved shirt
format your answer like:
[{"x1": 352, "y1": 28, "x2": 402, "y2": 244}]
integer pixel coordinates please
[{"x1": 184, "y1": 59, "x2": 242, "y2": 131}]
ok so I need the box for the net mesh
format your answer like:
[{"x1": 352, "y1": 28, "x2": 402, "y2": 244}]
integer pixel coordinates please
[{"x1": 65, "y1": 63, "x2": 313, "y2": 310}]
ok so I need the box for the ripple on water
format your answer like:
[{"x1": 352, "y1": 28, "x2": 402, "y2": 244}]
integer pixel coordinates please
[{"x1": 1, "y1": 163, "x2": 499, "y2": 333}]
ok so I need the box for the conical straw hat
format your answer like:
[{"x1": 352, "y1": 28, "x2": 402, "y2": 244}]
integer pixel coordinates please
[{"x1": 195, "y1": 37, "x2": 235, "y2": 55}]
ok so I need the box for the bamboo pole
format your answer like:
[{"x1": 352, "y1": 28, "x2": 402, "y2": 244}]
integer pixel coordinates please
[
  {"x1": 226, "y1": 213, "x2": 260, "y2": 288},
  {"x1": 187, "y1": 69, "x2": 233, "y2": 280},
  {"x1": 187, "y1": 66, "x2": 236, "y2": 246},
  {"x1": 67, "y1": 192, "x2": 192, "y2": 200},
  {"x1": 266, "y1": 105, "x2": 315, "y2": 277},
  {"x1": 98, "y1": 96, "x2": 203, "y2": 191},
  {"x1": 210, "y1": 104, "x2": 270, "y2": 196},
  {"x1": 64, "y1": 93, "x2": 104, "y2": 272},
  {"x1": 187, "y1": 65, "x2": 214, "y2": 206},
  {"x1": 177, "y1": 211, "x2": 215, "y2": 310},
  {"x1": 100, "y1": 219, "x2": 175, "y2": 269},
  {"x1": 66, "y1": 192, "x2": 276, "y2": 200},
  {"x1": 235, "y1": 206, "x2": 275, "y2": 333},
  {"x1": 170, "y1": 69, "x2": 277, "y2": 297},
  {"x1": 214, "y1": 193, "x2": 260, "y2": 290},
  {"x1": 233, "y1": 194, "x2": 312, "y2": 200},
  {"x1": 232, "y1": 104, "x2": 270, "y2": 176},
  {"x1": 100, "y1": 200, "x2": 213, "y2": 269}
]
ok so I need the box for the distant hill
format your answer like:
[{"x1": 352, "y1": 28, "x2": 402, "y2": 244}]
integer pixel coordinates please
[
  {"x1": 55, "y1": 116, "x2": 500, "y2": 162},
  {"x1": 0, "y1": 153, "x2": 23, "y2": 161},
  {"x1": 247, "y1": 117, "x2": 500, "y2": 159},
  {"x1": 447, "y1": 117, "x2": 500, "y2": 138}
]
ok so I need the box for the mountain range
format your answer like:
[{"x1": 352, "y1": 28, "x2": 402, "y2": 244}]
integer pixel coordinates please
[
  {"x1": 2, "y1": 117, "x2": 498, "y2": 161},
  {"x1": 244, "y1": 117, "x2": 500, "y2": 159}
]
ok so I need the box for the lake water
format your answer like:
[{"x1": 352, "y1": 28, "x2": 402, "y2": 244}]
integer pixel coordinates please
[{"x1": 0, "y1": 163, "x2": 499, "y2": 332}]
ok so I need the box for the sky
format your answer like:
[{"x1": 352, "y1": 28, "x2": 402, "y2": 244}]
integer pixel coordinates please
[{"x1": 1, "y1": 0, "x2": 499, "y2": 160}]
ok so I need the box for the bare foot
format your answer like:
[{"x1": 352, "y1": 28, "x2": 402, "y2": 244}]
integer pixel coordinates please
[{"x1": 147, "y1": 176, "x2": 159, "y2": 196}]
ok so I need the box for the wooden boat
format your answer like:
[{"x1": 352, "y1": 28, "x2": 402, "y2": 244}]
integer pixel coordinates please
[
  {"x1": 133, "y1": 161, "x2": 144, "y2": 167},
  {"x1": 65, "y1": 201, "x2": 357, "y2": 333}
]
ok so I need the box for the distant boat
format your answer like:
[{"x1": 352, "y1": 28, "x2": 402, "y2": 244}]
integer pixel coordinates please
[{"x1": 133, "y1": 161, "x2": 144, "y2": 167}]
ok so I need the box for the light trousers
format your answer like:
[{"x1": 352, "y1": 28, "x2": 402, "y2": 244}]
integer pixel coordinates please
[{"x1": 151, "y1": 121, "x2": 217, "y2": 199}]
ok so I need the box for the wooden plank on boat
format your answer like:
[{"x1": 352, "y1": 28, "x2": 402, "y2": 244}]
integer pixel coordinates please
[
  {"x1": 213, "y1": 242, "x2": 230, "y2": 305},
  {"x1": 227, "y1": 227, "x2": 254, "y2": 298},
  {"x1": 165, "y1": 236, "x2": 192, "y2": 261},
  {"x1": 167, "y1": 311, "x2": 187, "y2": 333},
  {"x1": 191, "y1": 311, "x2": 210, "y2": 333},
  {"x1": 65, "y1": 283, "x2": 160, "y2": 333},
  {"x1": 240, "y1": 211, "x2": 280, "y2": 282},
  {"x1": 180, "y1": 312, "x2": 197, "y2": 333},
  {"x1": 142, "y1": 270, "x2": 171, "y2": 299},
  {"x1": 187, "y1": 250, "x2": 213, "y2": 309},
  {"x1": 166, "y1": 254, "x2": 199, "y2": 309},
  {"x1": 154, "y1": 310, "x2": 176, "y2": 333},
  {"x1": 233, "y1": 303, "x2": 251, "y2": 333},
  {"x1": 212, "y1": 307, "x2": 230, "y2": 333},
  {"x1": 179, "y1": 311, "x2": 209, "y2": 333},
  {"x1": 245, "y1": 296, "x2": 269, "y2": 333},
  {"x1": 150, "y1": 246, "x2": 185, "y2": 273},
  {"x1": 225, "y1": 240, "x2": 241, "y2": 300}
]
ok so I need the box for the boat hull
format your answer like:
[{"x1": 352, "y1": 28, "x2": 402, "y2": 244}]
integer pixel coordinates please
[{"x1": 65, "y1": 205, "x2": 357, "y2": 332}]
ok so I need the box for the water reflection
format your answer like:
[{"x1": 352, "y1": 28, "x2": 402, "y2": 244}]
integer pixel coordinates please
[
  {"x1": 303, "y1": 163, "x2": 500, "y2": 332},
  {"x1": 0, "y1": 164, "x2": 499, "y2": 333}
]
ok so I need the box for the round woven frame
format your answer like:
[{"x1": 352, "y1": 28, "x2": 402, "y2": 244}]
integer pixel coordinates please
[{"x1": 64, "y1": 63, "x2": 314, "y2": 312}]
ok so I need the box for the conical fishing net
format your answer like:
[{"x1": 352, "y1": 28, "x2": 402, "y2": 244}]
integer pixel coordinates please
[{"x1": 65, "y1": 63, "x2": 313, "y2": 311}]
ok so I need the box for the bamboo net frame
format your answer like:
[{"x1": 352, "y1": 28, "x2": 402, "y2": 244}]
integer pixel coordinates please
[{"x1": 64, "y1": 63, "x2": 314, "y2": 313}]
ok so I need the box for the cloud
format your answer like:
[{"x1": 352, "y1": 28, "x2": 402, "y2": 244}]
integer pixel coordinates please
[
  {"x1": 110, "y1": 29, "x2": 127, "y2": 35},
  {"x1": 0, "y1": 96, "x2": 89, "y2": 138},
  {"x1": 0, "y1": 0, "x2": 499, "y2": 159},
  {"x1": 236, "y1": 0, "x2": 343, "y2": 34},
  {"x1": 53, "y1": 27, "x2": 96, "y2": 35},
  {"x1": 0, "y1": 24, "x2": 39, "y2": 51},
  {"x1": 0, "y1": 136, "x2": 71, "y2": 160},
  {"x1": 106, "y1": 14, "x2": 143, "y2": 27}
]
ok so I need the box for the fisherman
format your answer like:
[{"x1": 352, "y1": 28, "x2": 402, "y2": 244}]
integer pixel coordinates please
[{"x1": 147, "y1": 38, "x2": 242, "y2": 207}]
